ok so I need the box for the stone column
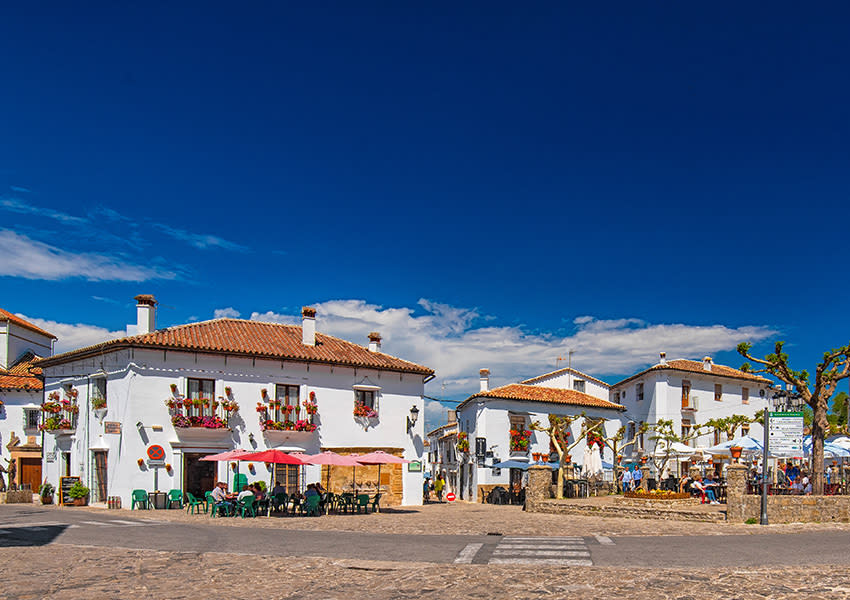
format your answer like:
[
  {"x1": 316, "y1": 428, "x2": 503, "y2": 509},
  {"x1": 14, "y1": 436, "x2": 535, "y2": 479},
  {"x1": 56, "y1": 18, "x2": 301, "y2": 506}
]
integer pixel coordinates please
[
  {"x1": 689, "y1": 465, "x2": 701, "y2": 480},
  {"x1": 640, "y1": 466, "x2": 650, "y2": 490},
  {"x1": 725, "y1": 463, "x2": 749, "y2": 522},
  {"x1": 526, "y1": 465, "x2": 551, "y2": 512}
]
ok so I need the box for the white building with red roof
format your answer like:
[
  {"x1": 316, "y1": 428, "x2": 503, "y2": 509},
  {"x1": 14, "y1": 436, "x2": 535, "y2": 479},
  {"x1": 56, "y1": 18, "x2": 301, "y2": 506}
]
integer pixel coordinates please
[
  {"x1": 610, "y1": 352, "x2": 772, "y2": 469},
  {"x1": 0, "y1": 307, "x2": 56, "y2": 492},
  {"x1": 36, "y1": 296, "x2": 433, "y2": 506},
  {"x1": 455, "y1": 368, "x2": 625, "y2": 502}
]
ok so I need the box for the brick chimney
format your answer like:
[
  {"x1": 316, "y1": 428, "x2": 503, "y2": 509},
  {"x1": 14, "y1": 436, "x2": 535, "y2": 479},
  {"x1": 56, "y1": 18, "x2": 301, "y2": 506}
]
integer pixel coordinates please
[
  {"x1": 301, "y1": 307, "x2": 316, "y2": 346},
  {"x1": 479, "y1": 368, "x2": 490, "y2": 392},
  {"x1": 134, "y1": 294, "x2": 157, "y2": 335},
  {"x1": 368, "y1": 332, "x2": 382, "y2": 353},
  {"x1": 703, "y1": 356, "x2": 713, "y2": 371},
  {"x1": 659, "y1": 351, "x2": 667, "y2": 365}
]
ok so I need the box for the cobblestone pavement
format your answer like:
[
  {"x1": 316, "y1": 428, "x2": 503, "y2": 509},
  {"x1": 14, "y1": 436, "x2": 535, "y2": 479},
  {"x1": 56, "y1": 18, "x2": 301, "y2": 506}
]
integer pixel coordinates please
[
  {"x1": 44, "y1": 498, "x2": 850, "y2": 537},
  {"x1": 2, "y1": 545, "x2": 849, "y2": 599}
]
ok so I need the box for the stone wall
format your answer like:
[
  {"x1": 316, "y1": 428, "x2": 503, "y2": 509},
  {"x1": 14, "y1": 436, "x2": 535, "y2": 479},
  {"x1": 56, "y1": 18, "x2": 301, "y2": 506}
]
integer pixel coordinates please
[
  {"x1": 1, "y1": 491, "x2": 34, "y2": 504},
  {"x1": 725, "y1": 463, "x2": 850, "y2": 523}
]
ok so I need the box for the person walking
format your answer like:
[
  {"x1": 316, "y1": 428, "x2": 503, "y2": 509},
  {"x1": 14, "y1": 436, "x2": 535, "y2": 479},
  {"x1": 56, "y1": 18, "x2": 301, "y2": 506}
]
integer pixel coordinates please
[
  {"x1": 434, "y1": 474, "x2": 445, "y2": 503},
  {"x1": 423, "y1": 475, "x2": 431, "y2": 503}
]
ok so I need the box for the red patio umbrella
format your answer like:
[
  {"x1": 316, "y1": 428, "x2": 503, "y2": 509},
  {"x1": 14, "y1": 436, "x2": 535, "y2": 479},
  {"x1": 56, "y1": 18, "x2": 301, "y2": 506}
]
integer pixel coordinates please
[
  {"x1": 239, "y1": 449, "x2": 306, "y2": 516},
  {"x1": 199, "y1": 449, "x2": 254, "y2": 492}
]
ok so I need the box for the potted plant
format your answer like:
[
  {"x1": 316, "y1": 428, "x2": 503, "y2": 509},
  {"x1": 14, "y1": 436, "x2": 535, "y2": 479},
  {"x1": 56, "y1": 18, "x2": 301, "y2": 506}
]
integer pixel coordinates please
[
  {"x1": 39, "y1": 482, "x2": 55, "y2": 505},
  {"x1": 68, "y1": 481, "x2": 90, "y2": 506}
]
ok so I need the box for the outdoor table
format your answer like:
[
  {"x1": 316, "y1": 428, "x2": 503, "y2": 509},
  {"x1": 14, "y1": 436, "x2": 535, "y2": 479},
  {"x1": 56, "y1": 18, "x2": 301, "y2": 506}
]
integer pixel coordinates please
[{"x1": 148, "y1": 491, "x2": 168, "y2": 510}]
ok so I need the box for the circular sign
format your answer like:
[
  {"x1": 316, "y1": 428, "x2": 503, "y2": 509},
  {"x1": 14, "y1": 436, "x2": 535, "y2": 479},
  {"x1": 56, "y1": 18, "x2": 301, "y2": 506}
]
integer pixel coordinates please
[
  {"x1": 446, "y1": 492, "x2": 456, "y2": 502},
  {"x1": 147, "y1": 445, "x2": 165, "y2": 461}
]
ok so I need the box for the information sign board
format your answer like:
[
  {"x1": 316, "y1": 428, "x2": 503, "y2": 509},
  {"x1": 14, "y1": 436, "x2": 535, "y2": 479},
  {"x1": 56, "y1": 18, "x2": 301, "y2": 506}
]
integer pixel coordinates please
[
  {"x1": 768, "y1": 411, "x2": 804, "y2": 457},
  {"x1": 59, "y1": 476, "x2": 81, "y2": 506},
  {"x1": 104, "y1": 421, "x2": 122, "y2": 434}
]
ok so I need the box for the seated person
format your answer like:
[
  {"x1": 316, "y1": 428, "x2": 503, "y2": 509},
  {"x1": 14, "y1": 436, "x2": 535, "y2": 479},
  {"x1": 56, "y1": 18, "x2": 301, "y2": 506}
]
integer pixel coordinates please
[
  {"x1": 210, "y1": 481, "x2": 233, "y2": 513},
  {"x1": 237, "y1": 485, "x2": 254, "y2": 502},
  {"x1": 304, "y1": 483, "x2": 319, "y2": 499},
  {"x1": 678, "y1": 475, "x2": 692, "y2": 494},
  {"x1": 802, "y1": 476, "x2": 813, "y2": 495},
  {"x1": 314, "y1": 481, "x2": 327, "y2": 495},
  {"x1": 271, "y1": 482, "x2": 286, "y2": 497},
  {"x1": 251, "y1": 483, "x2": 266, "y2": 501}
]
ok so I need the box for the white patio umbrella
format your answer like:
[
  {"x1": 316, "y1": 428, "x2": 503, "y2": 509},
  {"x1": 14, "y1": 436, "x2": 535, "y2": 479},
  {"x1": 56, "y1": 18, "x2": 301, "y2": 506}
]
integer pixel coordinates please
[{"x1": 705, "y1": 435, "x2": 764, "y2": 456}]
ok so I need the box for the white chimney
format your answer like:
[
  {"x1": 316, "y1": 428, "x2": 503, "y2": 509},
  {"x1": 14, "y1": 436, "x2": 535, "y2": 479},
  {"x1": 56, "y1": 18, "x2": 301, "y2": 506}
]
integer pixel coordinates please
[
  {"x1": 703, "y1": 356, "x2": 713, "y2": 371},
  {"x1": 134, "y1": 294, "x2": 157, "y2": 335},
  {"x1": 368, "y1": 332, "x2": 382, "y2": 353},
  {"x1": 659, "y1": 352, "x2": 667, "y2": 365},
  {"x1": 301, "y1": 306, "x2": 316, "y2": 346},
  {"x1": 479, "y1": 368, "x2": 490, "y2": 392}
]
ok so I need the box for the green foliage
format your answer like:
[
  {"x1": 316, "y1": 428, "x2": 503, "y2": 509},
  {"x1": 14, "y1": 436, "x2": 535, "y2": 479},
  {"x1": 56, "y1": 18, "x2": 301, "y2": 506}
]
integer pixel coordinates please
[
  {"x1": 68, "y1": 481, "x2": 90, "y2": 499},
  {"x1": 39, "y1": 482, "x2": 55, "y2": 497},
  {"x1": 744, "y1": 517, "x2": 758, "y2": 525},
  {"x1": 828, "y1": 391, "x2": 849, "y2": 433}
]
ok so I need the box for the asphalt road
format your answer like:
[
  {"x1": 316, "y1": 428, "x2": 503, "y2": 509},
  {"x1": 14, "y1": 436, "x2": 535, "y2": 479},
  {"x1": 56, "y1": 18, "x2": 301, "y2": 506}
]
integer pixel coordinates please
[{"x1": 1, "y1": 505, "x2": 847, "y2": 567}]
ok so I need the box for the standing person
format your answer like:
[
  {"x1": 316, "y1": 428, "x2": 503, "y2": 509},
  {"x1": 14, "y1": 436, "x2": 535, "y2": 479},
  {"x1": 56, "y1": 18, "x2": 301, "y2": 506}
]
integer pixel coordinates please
[
  {"x1": 434, "y1": 474, "x2": 445, "y2": 503},
  {"x1": 621, "y1": 467, "x2": 632, "y2": 492},
  {"x1": 423, "y1": 475, "x2": 431, "y2": 503},
  {"x1": 632, "y1": 466, "x2": 643, "y2": 490}
]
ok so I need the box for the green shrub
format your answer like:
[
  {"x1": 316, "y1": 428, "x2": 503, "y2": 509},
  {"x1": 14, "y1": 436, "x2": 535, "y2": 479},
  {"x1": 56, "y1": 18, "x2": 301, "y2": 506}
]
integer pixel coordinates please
[
  {"x1": 744, "y1": 517, "x2": 758, "y2": 525},
  {"x1": 68, "y1": 481, "x2": 90, "y2": 499}
]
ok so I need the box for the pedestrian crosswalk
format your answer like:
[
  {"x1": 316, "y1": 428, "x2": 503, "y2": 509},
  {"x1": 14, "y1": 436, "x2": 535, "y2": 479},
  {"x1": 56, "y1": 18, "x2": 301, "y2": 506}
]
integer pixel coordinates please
[
  {"x1": 0, "y1": 518, "x2": 163, "y2": 534},
  {"x1": 488, "y1": 536, "x2": 593, "y2": 566}
]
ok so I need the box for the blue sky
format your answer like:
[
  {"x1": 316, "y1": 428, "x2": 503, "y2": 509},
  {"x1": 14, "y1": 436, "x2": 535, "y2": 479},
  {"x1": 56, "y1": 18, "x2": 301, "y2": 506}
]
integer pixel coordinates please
[{"x1": 1, "y1": 3, "x2": 848, "y2": 429}]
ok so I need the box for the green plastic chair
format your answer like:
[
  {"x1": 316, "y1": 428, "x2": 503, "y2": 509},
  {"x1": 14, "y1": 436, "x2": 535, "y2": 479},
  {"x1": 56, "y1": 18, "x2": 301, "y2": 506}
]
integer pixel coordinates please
[
  {"x1": 238, "y1": 494, "x2": 256, "y2": 518},
  {"x1": 167, "y1": 489, "x2": 183, "y2": 509},
  {"x1": 289, "y1": 495, "x2": 301, "y2": 515},
  {"x1": 356, "y1": 494, "x2": 370, "y2": 513},
  {"x1": 320, "y1": 492, "x2": 335, "y2": 514},
  {"x1": 272, "y1": 492, "x2": 289, "y2": 513},
  {"x1": 186, "y1": 492, "x2": 205, "y2": 515},
  {"x1": 303, "y1": 494, "x2": 321, "y2": 516},
  {"x1": 370, "y1": 493, "x2": 382, "y2": 513},
  {"x1": 131, "y1": 489, "x2": 149, "y2": 510}
]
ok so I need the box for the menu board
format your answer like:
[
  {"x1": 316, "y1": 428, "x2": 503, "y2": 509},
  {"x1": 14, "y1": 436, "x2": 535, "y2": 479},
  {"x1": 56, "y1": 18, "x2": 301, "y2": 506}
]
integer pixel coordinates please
[{"x1": 59, "y1": 476, "x2": 81, "y2": 506}]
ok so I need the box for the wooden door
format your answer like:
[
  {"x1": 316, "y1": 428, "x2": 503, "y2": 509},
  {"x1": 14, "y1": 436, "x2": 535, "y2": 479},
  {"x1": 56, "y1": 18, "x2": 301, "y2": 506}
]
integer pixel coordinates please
[
  {"x1": 93, "y1": 451, "x2": 108, "y2": 502},
  {"x1": 18, "y1": 458, "x2": 41, "y2": 492}
]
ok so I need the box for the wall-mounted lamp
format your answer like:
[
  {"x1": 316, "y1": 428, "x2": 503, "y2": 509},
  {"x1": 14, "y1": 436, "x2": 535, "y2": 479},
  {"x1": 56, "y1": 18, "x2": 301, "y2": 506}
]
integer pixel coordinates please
[
  {"x1": 406, "y1": 405, "x2": 420, "y2": 433},
  {"x1": 136, "y1": 421, "x2": 144, "y2": 429},
  {"x1": 248, "y1": 433, "x2": 255, "y2": 443}
]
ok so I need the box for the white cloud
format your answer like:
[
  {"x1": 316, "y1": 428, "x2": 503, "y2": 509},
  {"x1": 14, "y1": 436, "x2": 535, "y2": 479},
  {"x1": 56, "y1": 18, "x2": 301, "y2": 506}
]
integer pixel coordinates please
[
  {"x1": 251, "y1": 299, "x2": 776, "y2": 397},
  {"x1": 0, "y1": 230, "x2": 177, "y2": 281},
  {"x1": 151, "y1": 223, "x2": 249, "y2": 252},
  {"x1": 0, "y1": 196, "x2": 87, "y2": 224},
  {"x1": 18, "y1": 315, "x2": 126, "y2": 354},
  {"x1": 214, "y1": 307, "x2": 241, "y2": 319}
]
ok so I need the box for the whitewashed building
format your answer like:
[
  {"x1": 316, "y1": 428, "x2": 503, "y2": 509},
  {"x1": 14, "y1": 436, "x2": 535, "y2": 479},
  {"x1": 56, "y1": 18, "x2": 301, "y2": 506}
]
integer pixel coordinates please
[
  {"x1": 36, "y1": 297, "x2": 433, "y2": 506},
  {"x1": 0, "y1": 308, "x2": 56, "y2": 492},
  {"x1": 455, "y1": 369, "x2": 626, "y2": 502},
  {"x1": 425, "y1": 410, "x2": 459, "y2": 494},
  {"x1": 611, "y1": 353, "x2": 772, "y2": 469}
]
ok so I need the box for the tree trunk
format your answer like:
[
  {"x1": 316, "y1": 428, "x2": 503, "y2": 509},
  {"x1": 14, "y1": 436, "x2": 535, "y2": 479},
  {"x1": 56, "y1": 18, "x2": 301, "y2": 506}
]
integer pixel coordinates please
[
  {"x1": 556, "y1": 463, "x2": 565, "y2": 499},
  {"x1": 812, "y1": 402, "x2": 828, "y2": 495}
]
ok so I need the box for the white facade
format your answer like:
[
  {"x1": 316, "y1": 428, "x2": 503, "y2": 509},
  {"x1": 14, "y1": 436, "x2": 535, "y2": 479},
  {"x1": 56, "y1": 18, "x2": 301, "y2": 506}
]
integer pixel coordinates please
[
  {"x1": 38, "y1": 309, "x2": 431, "y2": 506},
  {"x1": 523, "y1": 367, "x2": 611, "y2": 401},
  {"x1": 456, "y1": 370, "x2": 625, "y2": 502},
  {"x1": 611, "y1": 355, "x2": 772, "y2": 471},
  {"x1": 425, "y1": 412, "x2": 459, "y2": 494},
  {"x1": 0, "y1": 310, "x2": 56, "y2": 491}
]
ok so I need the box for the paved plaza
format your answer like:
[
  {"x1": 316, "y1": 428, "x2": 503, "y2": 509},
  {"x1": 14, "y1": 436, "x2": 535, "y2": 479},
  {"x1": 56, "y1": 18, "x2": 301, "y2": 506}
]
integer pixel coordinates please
[{"x1": 1, "y1": 500, "x2": 849, "y2": 598}]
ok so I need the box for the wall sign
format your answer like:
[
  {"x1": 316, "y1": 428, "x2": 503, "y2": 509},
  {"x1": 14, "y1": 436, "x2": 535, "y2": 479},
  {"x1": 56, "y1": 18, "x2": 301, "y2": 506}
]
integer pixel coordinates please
[
  {"x1": 147, "y1": 445, "x2": 165, "y2": 461},
  {"x1": 59, "y1": 476, "x2": 81, "y2": 506},
  {"x1": 45, "y1": 452, "x2": 56, "y2": 463},
  {"x1": 407, "y1": 460, "x2": 422, "y2": 472},
  {"x1": 104, "y1": 422, "x2": 122, "y2": 434}
]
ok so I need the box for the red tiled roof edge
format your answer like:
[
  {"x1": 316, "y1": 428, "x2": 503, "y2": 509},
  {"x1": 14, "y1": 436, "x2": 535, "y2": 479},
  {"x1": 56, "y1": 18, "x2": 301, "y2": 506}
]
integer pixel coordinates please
[
  {"x1": 457, "y1": 383, "x2": 625, "y2": 412},
  {"x1": 521, "y1": 367, "x2": 611, "y2": 388},
  {"x1": 0, "y1": 308, "x2": 56, "y2": 339},
  {"x1": 611, "y1": 359, "x2": 772, "y2": 387},
  {"x1": 35, "y1": 318, "x2": 434, "y2": 376},
  {"x1": 0, "y1": 352, "x2": 43, "y2": 391}
]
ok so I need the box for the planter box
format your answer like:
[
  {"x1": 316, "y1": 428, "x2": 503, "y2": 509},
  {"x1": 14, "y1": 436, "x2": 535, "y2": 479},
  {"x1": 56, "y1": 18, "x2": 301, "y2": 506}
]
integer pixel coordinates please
[
  {"x1": 45, "y1": 429, "x2": 76, "y2": 436},
  {"x1": 71, "y1": 497, "x2": 88, "y2": 506},
  {"x1": 173, "y1": 427, "x2": 234, "y2": 443},
  {"x1": 262, "y1": 429, "x2": 315, "y2": 446}
]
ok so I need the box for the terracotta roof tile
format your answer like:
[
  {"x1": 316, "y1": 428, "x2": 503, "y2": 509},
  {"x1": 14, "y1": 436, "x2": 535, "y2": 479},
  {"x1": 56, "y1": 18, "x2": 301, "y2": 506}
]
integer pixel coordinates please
[
  {"x1": 0, "y1": 352, "x2": 43, "y2": 391},
  {"x1": 613, "y1": 358, "x2": 771, "y2": 387},
  {"x1": 458, "y1": 383, "x2": 625, "y2": 412},
  {"x1": 0, "y1": 308, "x2": 55, "y2": 339},
  {"x1": 36, "y1": 318, "x2": 434, "y2": 376}
]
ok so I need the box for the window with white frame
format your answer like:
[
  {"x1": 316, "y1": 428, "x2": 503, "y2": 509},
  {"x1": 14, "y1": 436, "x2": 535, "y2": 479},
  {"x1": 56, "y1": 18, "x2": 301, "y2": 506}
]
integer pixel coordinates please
[
  {"x1": 714, "y1": 383, "x2": 723, "y2": 402},
  {"x1": 742, "y1": 387, "x2": 749, "y2": 404},
  {"x1": 573, "y1": 379, "x2": 586, "y2": 393},
  {"x1": 355, "y1": 389, "x2": 376, "y2": 410},
  {"x1": 636, "y1": 382, "x2": 644, "y2": 402}
]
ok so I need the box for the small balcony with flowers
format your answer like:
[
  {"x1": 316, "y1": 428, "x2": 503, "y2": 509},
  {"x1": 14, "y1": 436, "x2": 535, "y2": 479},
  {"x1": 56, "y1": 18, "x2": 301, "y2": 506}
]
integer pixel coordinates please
[
  {"x1": 165, "y1": 384, "x2": 239, "y2": 442},
  {"x1": 509, "y1": 428, "x2": 532, "y2": 457},
  {"x1": 257, "y1": 388, "x2": 318, "y2": 444},
  {"x1": 40, "y1": 389, "x2": 79, "y2": 435}
]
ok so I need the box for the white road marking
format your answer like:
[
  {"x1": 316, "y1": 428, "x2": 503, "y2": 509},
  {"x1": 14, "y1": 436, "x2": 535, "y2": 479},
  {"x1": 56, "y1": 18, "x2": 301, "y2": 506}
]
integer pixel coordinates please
[
  {"x1": 504, "y1": 536, "x2": 582, "y2": 541},
  {"x1": 594, "y1": 535, "x2": 614, "y2": 545},
  {"x1": 499, "y1": 544, "x2": 586, "y2": 550},
  {"x1": 454, "y1": 543, "x2": 483, "y2": 564},
  {"x1": 106, "y1": 520, "x2": 146, "y2": 526},
  {"x1": 493, "y1": 549, "x2": 590, "y2": 557},
  {"x1": 80, "y1": 520, "x2": 116, "y2": 527},
  {"x1": 0, "y1": 529, "x2": 9, "y2": 534},
  {"x1": 489, "y1": 558, "x2": 593, "y2": 566}
]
